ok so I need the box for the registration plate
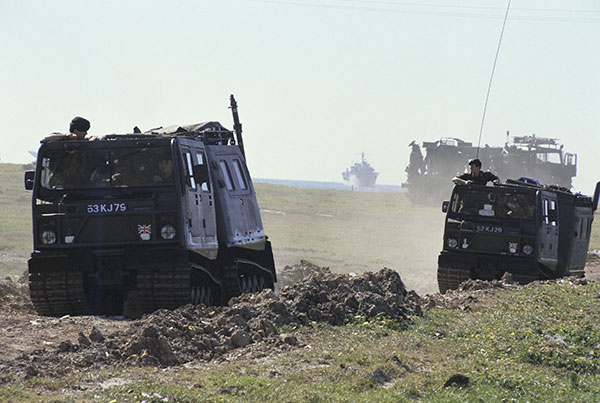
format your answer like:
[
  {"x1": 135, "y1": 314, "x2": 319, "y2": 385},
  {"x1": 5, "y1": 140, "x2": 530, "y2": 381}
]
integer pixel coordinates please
[
  {"x1": 86, "y1": 202, "x2": 127, "y2": 214},
  {"x1": 476, "y1": 225, "x2": 503, "y2": 234}
]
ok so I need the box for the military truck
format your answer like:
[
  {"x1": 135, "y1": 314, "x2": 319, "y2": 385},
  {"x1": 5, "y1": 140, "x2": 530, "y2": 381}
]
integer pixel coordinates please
[
  {"x1": 500, "y1": 135, "x2": 577, "y2": 188},
  {"x1": 403, "y1": 134, "x2": 577, "y2": 205},
  {"x1": 24, "y1": 95, "x2": 276, "y2": 316},
  {"x1": 437, "y1": 179, "x2": 600, "y2": 293}
]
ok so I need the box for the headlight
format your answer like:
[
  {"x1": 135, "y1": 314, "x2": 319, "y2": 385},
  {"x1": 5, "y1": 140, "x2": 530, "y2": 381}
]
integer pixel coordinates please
[
  {"x1": 160, "y1": 225, "x2": 176, "y2": 240},
  {"x1": 523, "y1": 245, "x2": 534, "y2": 255},
  {"x1": 41, "y1": 230, "x2": 57, "y2": 245},
  {"x1": 447, "y1": 238, "x2": 458, "y2": 248}
]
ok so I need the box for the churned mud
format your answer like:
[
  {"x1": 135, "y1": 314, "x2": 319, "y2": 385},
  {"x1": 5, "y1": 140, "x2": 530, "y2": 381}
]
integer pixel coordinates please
[{"x1": 1, "y1": 255, "x2": 599, "y2": 384}]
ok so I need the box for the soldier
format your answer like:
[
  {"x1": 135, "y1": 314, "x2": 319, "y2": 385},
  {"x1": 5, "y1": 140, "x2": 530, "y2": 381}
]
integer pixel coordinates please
[
  {"x1": 452, "y1": 158, "x2": 499, "y2": 186},
  {"x1": 153, "y1": 159, "x2": 174, "y2": 183},
  {"x1": 43, "y1": 116, "x2": 91, "y2": 142},
  {"x1": 406, "y1": 140, "x2": 424, "y2": 177}
]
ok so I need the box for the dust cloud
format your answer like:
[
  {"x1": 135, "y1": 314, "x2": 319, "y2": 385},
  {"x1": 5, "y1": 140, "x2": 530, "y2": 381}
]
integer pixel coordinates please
[{"x1": 261, "y1": 187, "x2": 446, "y2": 296}]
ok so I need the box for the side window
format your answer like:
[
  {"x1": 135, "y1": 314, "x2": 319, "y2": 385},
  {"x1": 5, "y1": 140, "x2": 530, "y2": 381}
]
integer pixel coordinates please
[
  {"x1": 196, "y1": 152, "x2": 210, "y2": 192},
  {"x1": 183, "y1": 151, "x2": 196, "y2": 189},
  {"x1": 450, "y1": 193, "x2": 459, "y2": 213},
  {"x1": 232, "y1": 159, "x2": 248, "y2": 190},
  {"x1": 586, "y1": 218, "x2": 592, "y2": 240},
  {"x1": 549, "y1": 200, "x2": 557, "y2": 227},
  {"x1": 41, "y1": 157, "x2": 51, "y2": 188},
  {"x1": 219, "y1": 160, "x2": 235, "y2": 191}
]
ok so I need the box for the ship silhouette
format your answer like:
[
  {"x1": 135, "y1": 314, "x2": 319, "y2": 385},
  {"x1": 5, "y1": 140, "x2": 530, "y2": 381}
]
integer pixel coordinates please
[{"x1": 342, "y1": 152, "x2": 378, "y2": 188}]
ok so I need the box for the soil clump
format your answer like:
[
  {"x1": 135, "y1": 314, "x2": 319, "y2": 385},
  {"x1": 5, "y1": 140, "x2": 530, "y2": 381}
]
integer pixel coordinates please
[
  {"x1": 1, "y1": 254, "x2": 599, "y2": 385},
  {"x1": 0, "y1": 266, "x2": 421, "y2": 383}
]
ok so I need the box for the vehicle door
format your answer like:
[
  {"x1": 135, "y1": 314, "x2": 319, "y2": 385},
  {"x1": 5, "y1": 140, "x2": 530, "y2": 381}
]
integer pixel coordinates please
[
  {"x1": 177, "y1": 139, "x2": 218, "y2": 253},
  {"x1": 205, "y1": 145, "x2": 264, "y2": 248},
  {"x1": 538, "y1": 191, "x2": 559, "y2": 271}
]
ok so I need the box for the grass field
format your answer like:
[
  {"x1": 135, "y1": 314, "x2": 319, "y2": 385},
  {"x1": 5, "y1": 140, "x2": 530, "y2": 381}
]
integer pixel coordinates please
[
  {"x1": 0, "y1": 163, "x2": 33, "y2": 276},
  {"x1": 3, "y1": 162, "x2": 600, "y2": 400},
  {"x1": 4, "y1": 282, "x2": 600, "y2": 401}
]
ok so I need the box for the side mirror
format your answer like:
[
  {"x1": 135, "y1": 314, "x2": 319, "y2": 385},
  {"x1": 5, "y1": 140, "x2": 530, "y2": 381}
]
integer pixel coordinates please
[
  {"x1": 24, "y1": 171, "x2": 34, "y2": 190},
  {"x1": 442, "y1": 200, "x2": 449, "y2": 213}
]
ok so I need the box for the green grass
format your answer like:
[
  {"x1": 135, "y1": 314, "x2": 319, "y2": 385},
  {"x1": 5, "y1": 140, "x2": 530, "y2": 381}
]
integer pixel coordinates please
[
  {"x1": 0, "y1": 163, "x2": 33, "y2": 276},
  {"x1": 590, "y1": 212, "x2": 600, "y2": 252},
  {"x1": 4, "y1": 283, "x2": 600, "y2": 401},
  {"x1": 89, "y1": 282, "x2": 600, "y2": 401}
]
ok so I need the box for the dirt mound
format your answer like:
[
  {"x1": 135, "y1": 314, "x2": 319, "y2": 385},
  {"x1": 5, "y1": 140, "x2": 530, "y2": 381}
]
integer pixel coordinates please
[
  {"x1": 0, "y1": 274, "x2": 35, "y2": 314},
  {"x1": 5, "y1": 260, "x2": 594, "y2": 384},
  {"x1": 1, "y1": 266, "x2": 423, "y2": 383},
  {"x1": 276, "y1": 259, "x2": 332, "y2": 289},
  {"x1": 109, "y1": 267, "x2": 422, "y2": 366},
  {"x1": 423, "y1": 273, "x2": 519, "y2": 310},
  {"x1": 423, "y1": 272, "x2": 592, "y2": 311}
]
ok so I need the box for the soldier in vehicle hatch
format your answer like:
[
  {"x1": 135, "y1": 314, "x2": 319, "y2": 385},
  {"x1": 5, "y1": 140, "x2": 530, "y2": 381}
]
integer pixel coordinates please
[
  {"x1": 406, "y1": 140, "x2": 425, "y2": 179},
  {"x1": 452, "y1": 158, "x2": 499, "y2": 186},
  {"x1": 43, "y1": 116, "x2": 91, "y2": 142}
]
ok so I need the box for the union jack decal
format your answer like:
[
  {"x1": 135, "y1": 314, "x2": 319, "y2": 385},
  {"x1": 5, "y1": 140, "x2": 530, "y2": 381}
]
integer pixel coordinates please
[
  {"x1": 137, "y1": 224, "x2": 152, "y2": 234},
  {"x1": 138, "y1": 224, "x2": 152, "y2": 240}
]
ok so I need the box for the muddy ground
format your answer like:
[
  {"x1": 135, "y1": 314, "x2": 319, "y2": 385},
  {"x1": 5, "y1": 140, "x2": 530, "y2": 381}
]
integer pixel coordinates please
[{"x1": 1, "y1": 255, "x2": 599, "y2": 385}]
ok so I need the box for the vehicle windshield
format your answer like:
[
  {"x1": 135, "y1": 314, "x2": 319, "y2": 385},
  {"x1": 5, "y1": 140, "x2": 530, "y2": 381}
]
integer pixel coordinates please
[
  {"x1": 40, "y1": 147, "x2": 174, "y2": 190},
  {"x1": 536, "y1": 152, "x2": 562, "y2": 164},
  {"x1": 450, "y1": 188, "x2": 536, "y2": 220}
]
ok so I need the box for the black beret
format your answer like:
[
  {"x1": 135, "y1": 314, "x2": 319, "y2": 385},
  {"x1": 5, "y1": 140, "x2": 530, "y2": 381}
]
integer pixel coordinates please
[
  {"x1": 70, "y1": 116, "x2": 90, "y2": 132},
  {"x1": 468, "y1": 158, "x2": 482, "y2": 167}
]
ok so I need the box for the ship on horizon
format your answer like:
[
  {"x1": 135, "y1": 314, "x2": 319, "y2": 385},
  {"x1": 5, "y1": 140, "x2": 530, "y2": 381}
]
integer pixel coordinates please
[{"x1": 342, "y1": 152, "x2": 378, "y2": 188}]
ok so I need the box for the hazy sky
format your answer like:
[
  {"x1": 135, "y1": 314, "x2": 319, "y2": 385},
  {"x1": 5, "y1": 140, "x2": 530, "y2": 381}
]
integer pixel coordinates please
[{"x1": 2, "y1": 0, "x2": 599, "y2": 192}]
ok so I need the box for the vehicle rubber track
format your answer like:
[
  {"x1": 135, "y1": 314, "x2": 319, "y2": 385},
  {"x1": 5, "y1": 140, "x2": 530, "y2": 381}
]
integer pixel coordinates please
[
  {"x1": 137, "y1": 266, "x2": 191, "y2": 313},
  {"x1": 221, "y1": 263, "x2": 242, "y2": 303},
  {"x1": 437, "y1": 266, "x2": 472, "y2": 294},
  {"x1": 29, "y1": 270, "x2": 89, "y2": 316}
]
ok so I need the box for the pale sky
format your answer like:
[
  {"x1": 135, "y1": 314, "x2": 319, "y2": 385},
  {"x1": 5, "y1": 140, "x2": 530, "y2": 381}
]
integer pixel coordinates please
[{"x1": 1, "y1": 0, "x2": 599, "y2": 193}]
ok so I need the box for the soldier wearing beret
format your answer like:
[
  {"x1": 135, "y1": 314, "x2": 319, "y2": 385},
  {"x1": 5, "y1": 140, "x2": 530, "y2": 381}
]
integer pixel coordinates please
[{"x1": 43, "y1": 116, "x2": 91, "y2": 142}]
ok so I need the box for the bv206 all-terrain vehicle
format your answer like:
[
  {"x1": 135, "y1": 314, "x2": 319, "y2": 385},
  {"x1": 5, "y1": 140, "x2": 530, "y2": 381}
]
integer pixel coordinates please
[
  {"x1": 24, "y1": 95, "x2": 276, "y2": 316},
  {"x1": 437, "y1": 179, "x2": 600, "y2": 293}
]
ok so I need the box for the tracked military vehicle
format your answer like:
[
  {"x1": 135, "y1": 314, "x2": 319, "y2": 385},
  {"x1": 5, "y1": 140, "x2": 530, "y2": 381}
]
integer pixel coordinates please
[
  {"x1": 437, "y1": 179, "x2": 600, "y2": 293},
  {"x1": 24, "y1": 95, "x2": 276, "y2": 316},
  {"x1": 403, "y1": 134, "x2": 577, "y2": 205}
]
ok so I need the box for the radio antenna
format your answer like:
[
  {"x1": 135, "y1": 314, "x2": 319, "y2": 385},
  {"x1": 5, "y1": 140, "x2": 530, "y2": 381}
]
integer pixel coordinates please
[{"x1": 476, "y1": 0, "x2": 512, "y2": 158}]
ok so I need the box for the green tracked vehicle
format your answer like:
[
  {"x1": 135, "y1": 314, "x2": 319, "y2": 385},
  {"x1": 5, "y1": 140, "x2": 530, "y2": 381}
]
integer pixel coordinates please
[
  {"x1": 438, "y1": 178, "x2": 600, "y2": 293},
  {"x1": 24, "y1": 95, "x2": 276, "y2": 316}
]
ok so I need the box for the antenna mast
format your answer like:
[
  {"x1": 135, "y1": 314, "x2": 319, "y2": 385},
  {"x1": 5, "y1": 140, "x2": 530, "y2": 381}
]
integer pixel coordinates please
[
  {"x1": 229, "y1": 94, "x2": 245, "y2": 158},
  {"x1": 476, "y1": 0, "x2": 512, "y2": 158}
]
